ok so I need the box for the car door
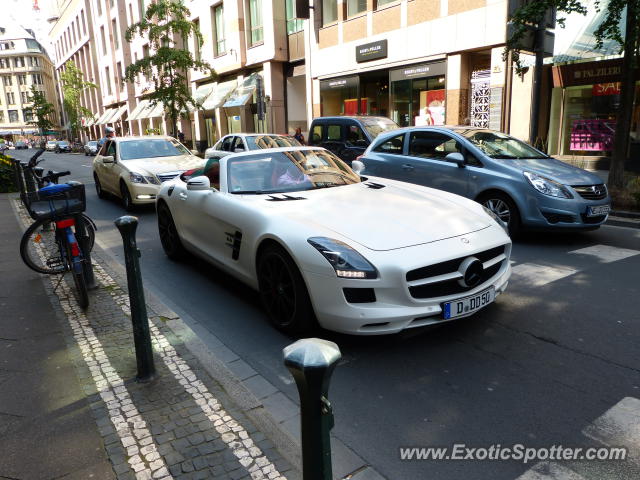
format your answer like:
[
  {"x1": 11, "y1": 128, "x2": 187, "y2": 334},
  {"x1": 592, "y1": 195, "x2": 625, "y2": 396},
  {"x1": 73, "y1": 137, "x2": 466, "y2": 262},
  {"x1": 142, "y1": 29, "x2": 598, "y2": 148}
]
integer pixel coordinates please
[
  {"x1": 94, "y1": 140, "x2": 118, "y2": 193},
  {"x1": 319, "y1": 123, "x2": 345, "y2": 158},
  {"x1": 341, "y1": 122, "x2": 369, "y2": 164},
  {"x1": 401, "y1": 130, "x2": 469, "y2": 197},
  {"x1": 363, "y1": 132, "x2": 407, "y2": 179}
]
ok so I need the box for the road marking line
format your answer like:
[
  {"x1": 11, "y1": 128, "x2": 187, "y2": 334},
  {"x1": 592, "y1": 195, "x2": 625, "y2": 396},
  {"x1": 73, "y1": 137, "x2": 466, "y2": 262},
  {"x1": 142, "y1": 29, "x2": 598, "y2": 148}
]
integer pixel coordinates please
[
  {"x1": 569, "y1": 245, "x2": 640, "y2": 263},
  {"x1": 510, "y1": 263, "x2": 578, "y2": 288},
  {"x1": 582, "y1": 396, "x2": 640, "y2": 464},
  {"x1": 516, "y1": 462, "x2": 586, "y2": 480},
  {"x1": 93, "y1": 262, "x2": 286, "y2": 480}
]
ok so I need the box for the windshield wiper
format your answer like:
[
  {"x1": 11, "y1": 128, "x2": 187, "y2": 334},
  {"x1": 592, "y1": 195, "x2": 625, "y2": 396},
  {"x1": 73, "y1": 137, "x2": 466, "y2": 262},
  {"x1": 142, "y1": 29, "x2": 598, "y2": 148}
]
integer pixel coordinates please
[
  {"x1": 231, "y1": 190, "x2": 286, "y2": 194},
  {"x1": 490, "y1": 154, "x2": 518, "y2": 159}
]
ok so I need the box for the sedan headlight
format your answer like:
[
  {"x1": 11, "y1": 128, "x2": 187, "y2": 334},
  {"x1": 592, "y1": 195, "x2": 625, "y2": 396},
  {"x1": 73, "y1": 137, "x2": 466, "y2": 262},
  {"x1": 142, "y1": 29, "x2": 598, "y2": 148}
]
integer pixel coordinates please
[
  {"x1": 129, "y1": 172, "x2": 147, "y2": 184},
  {"x1": 308, "y1": 237, "x2": 378, "y2": 279},
  {"x1": 523, "y1": 171, "x2": 573, "y2": 199},
  {"x1": 483, "y1": 206, "x2": 509, "y2": 235}
]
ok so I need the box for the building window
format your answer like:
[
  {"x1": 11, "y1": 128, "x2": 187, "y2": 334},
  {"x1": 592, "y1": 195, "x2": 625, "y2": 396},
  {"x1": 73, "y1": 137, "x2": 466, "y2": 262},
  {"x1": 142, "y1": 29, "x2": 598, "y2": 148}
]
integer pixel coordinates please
[
  {"x1": 81, "y1": 10, "x2": 87, "y2": 34},
  {"x1": 7, "y1": 93, "x2": 16, "y2": 104},
  {"x1": 18, "y1": 74, "x2": 27, "y2": 85},
  {"x1": 248, "y1": 0, "x2": 263, "y2": 46},
  {"x1": 3, "y1": 76, "x2": 12, "y2": 86},
  {"x1": 138, "y1": 0, "x2": 146, "y2": 19},
  {"x1": 101, "y1": 26, "x2": 107, "y2": 55},
  {"x1": 322, "y1": 0, "x2": 338, "y2": 25},
  {"x1": 377, "y1": 0, "x2": 395, "y2": 6},
  {"x1": 15, "y1": 57, "x2": 25, "y2": 67},
  {"x1": 286, "y1": 0, "x2": 304, "y2": 34},
  {"x1": 32, "y1": 74, "x2": 43, "y2": 85},
  {"x1": 212, "y1": 5, "x2": 225, "y2": 55},
  {"x1": 129, "y1": 3, "x2": 134, "y2": 25},
  {"x1": 0, "y1": 111, "x2": 4, "y2": 122},
  {"x1": 8, "y1": 110, "x2": 18, "y2": 122},
  {"x1": 24, "y1": 109, "x2": 33, "y2": 122},
  {"x1": 192, "y1": 18, "x2": 201, "y2": 61},
  {"x1": 117, "y1": 61, "x2": 123, "y2": 88},
  {"x1": 112, "y1": 19, "x2": 119, "y2": 49},
  {"x1": 105, "y1": 66, "x2": 112, "y2": 95},
  {"x1": 347, "y1": 0, "x2": 367, "y2": 17},
  {"x1": 96, "y1": 0, "x2": 102, "y2": 16},
  {"x1": 30, "y1": 56, "x2": 40, "y2": 67},
  {"x1": 0, "y1": 41, "x2": 15, "y2": 50},
  {"x1": 21, "y1": 91, "x2": 30, "y2": 103},
  {"x1": 0, "y1": 59, "x2": 8, "y2": 68}
]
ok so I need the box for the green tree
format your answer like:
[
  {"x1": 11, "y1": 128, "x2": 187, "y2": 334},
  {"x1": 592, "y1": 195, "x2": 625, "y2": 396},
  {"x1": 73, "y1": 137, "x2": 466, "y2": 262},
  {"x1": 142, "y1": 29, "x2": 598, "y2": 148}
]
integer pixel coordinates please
[
  {"x1": 506, "y1": 0, "x2": 636, "y2": 189},
  {"x1": 60, "y1": 60, "x2": 96, "y2": 141},
  {"x1": 26, "y1": 85, "x2": 55, "y2": 145},
  {"x1": 124, "y1": 0, "x2": 215, "y2": 138}
]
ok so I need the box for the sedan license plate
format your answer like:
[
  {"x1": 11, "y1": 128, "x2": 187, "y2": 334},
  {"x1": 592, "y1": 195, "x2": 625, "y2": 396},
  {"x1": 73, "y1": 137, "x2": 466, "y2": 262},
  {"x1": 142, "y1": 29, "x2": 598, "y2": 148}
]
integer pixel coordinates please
[
  {"x1": 443, "y1": 288, "x2": 495, "y2": 320},
  {"x1": 587, "y1": 205, "x2": 610, "y2": 217}
]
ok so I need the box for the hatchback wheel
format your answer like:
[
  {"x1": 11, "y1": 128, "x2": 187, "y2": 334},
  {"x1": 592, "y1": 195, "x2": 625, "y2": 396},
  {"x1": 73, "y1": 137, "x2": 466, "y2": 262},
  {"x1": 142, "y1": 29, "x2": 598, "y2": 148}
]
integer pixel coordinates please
[
  {"x1": 257, "y1": 245, "x2": 316, "y2": 335},
  {"x1": 479, "y1": 192, "x2": 520, "y2": 236}
]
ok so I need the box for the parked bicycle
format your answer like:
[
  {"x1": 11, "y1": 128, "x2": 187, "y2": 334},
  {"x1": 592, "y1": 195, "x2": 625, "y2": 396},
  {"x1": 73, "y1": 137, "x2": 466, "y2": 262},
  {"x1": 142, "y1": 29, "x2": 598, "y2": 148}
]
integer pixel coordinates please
[{"x1": 15, "y1": 150, "x2": 97, "y2": 309}]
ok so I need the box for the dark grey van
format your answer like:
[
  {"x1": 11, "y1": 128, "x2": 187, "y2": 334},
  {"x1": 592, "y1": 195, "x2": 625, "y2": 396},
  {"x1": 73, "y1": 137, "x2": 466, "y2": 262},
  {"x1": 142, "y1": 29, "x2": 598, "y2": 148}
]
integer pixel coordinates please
[{"x1": 308, "y1": 116, "x2": 398, "y2": 164}]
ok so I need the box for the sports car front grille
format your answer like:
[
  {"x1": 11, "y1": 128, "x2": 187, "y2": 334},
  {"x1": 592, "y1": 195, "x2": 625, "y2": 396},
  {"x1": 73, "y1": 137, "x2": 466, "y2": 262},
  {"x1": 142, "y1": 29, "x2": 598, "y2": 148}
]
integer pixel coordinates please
[
  {"x1": 157, "y1": 171, "x2": 183, "y2": 182},
  {"x1": 572, "y1": 184, "x2": 608, "y2": 200},
  {"x1": 406, "y1": 245, "x2": 507, "y2": 299}
]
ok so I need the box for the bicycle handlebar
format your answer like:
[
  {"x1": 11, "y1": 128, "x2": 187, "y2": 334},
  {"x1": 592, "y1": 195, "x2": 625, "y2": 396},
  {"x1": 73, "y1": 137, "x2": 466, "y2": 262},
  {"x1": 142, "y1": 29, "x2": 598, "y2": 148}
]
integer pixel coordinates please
[
  {"x1": 42, "y1": 170, "x2": 71, "y2": 184},
  {"x1": 28, "y1": 148, "x2": 45, "y2": 167}
]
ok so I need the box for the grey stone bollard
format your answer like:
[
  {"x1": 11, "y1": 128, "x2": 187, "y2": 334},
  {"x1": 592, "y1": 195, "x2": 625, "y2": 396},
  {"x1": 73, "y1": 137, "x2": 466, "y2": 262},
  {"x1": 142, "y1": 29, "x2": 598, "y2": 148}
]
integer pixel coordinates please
[{"x1": 283, "y1": 338, "x2": 341, "y2": 480}]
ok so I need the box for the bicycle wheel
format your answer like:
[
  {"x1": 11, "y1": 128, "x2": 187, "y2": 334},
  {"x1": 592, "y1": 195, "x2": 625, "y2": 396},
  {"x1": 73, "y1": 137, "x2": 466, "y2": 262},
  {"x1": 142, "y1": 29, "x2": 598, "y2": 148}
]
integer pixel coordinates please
[
  {"x1": 66, "y1": 241, "x2": 89, "y2": 309},
  {"x1": 79, "y1": 214, "x2": 96, "y2": 252},
  {"x1": 20, "y1": 218, "x2": 66, "y2": 274}
]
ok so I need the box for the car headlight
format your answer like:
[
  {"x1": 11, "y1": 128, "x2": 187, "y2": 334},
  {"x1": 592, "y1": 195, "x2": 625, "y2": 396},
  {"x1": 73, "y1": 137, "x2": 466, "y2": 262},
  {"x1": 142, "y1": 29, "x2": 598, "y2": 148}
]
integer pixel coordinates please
[
  {"x1": 145, "y1": 176, "x2": 160, "y2": 185},
  {"x1": 523, "y1": 171, "x2": 573, "y2": 198},
  {"x1": 129, "y1": 172, "x2": 147, "y2": 184},
  {"x1": 483, "y1": 206, "x2": 509, "y2": 235},
  {"x1": 308, "y1": 237, "x2": 378, "y2": 279}
]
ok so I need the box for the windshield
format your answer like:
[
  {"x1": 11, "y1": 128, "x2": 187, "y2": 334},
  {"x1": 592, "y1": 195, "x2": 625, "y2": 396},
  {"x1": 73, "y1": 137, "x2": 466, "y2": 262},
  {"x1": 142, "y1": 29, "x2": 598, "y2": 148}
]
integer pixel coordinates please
[
  {"x1": 360, "y1": 117, "x2": 399, "y2": 139},
  {"x1": 58, "y1": 141, "x2": 69, "y2": 146},
  {"x1": 459, "y1": 129, "x2": 549, "y2": 159},
  {"x1": 88, "y1": 141, "x2": 97, "y2": 146},
  {"x1": 246, "y1": 135, "x2": 302, "y2": 149},
  {"x1": 48, "y1": 141, "x2": 57, "y2": 145},
  {"x1": 227, "y1": 149, "x2": 360, "y2": 194},
  {"x1": 119, "y1": 139, "x2": 190, "y2": 160}
]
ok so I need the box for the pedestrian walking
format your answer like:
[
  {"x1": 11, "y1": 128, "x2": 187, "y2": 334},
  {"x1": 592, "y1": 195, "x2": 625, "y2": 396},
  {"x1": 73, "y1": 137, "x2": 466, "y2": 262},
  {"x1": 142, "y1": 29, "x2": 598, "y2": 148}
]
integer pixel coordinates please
[{"x1": 294, "y1": 127, "x2": 305, "y2": 145}]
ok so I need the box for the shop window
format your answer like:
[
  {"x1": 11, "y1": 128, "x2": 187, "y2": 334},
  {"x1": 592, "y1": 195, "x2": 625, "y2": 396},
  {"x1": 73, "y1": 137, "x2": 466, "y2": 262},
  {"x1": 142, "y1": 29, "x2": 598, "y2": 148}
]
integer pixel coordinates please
[
  {"x1": 373, "y1": 134, "x2": 404, "y2": 154},
  {"x1": 347, "y1": 0, "x2": 367, "y2": 17},
  {"x1": 286, "y1": 0, "x2": 304, "y2": 34},
  {"x1": 8, "y1": 110, "x2": 18, "y2": 123},
  {"x1": 322, "y1": 0, "x2": 338, "y2": 25},
  {"x1": 311, "y1": 125, "x2": 322, "y2": 143},
  {"x1": 408, "y1": 132, "x2": 462, "y2": 160},
  {"x1": 327, "y1": 125, "x2": 342, "y2": 140},
  {"x1": 390, "y1": 74, "x2": 445, "y2": 127}
]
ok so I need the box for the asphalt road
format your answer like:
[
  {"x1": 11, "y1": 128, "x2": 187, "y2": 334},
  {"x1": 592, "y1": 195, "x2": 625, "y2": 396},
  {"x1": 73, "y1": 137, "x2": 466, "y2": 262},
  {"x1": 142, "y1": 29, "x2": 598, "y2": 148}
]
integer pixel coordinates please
[{"x1": 11, "y1": 149, "x2": 640, "y2": 479}]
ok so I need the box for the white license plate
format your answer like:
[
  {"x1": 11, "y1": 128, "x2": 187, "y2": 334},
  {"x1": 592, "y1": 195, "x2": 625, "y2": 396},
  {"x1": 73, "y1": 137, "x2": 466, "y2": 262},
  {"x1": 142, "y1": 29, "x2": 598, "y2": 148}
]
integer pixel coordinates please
[
  {"x1": 443, "y1": 287, "x2": 495, "y2": 320},
  {"x1": 587, "y1": 204, "x2": 610, "y2": 217}
]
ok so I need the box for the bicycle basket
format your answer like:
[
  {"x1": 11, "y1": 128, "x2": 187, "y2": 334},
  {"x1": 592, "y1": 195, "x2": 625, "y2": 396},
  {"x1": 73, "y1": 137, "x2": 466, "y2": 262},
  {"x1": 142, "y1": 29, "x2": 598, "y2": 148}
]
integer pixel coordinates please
[{"x1": 24, "y1": 183, "x2": 86, "y2": 220}]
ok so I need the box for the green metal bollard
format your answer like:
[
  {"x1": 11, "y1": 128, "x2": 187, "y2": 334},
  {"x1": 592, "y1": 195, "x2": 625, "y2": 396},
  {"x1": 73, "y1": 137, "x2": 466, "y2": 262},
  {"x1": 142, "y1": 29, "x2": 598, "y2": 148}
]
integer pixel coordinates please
[
  {"x1": 115, "y1": 215, "x2": 155, "y2": 382},
  {"x1": 283, "y1": 338, "x2": 341, "y2": 480}
]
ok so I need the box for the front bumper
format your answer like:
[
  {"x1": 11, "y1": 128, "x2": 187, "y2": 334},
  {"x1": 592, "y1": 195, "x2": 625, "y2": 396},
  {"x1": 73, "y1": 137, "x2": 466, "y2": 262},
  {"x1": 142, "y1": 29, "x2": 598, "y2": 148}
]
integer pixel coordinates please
[
  {"x1": 303, "y1": 229, "x2": 512, "y2": 335},
  {"x1": 520, "y1": 190, "x2": 611, "y2": 230},
  {"x1": 128, "y1": 182, "x2": 161, "y2": 204}
]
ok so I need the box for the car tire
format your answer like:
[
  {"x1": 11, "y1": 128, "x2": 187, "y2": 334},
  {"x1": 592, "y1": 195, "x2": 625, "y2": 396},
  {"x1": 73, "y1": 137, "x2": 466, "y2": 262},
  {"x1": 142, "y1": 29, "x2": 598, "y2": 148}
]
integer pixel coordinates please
[
  {"x1": 120, "y1": 181, "x2": 134, "y2": 212},
  {"x1": 94, "y1": 173, "x2": 107, "y2": 199},
  {"x1": 157, "y1": 202, "x2": 187, "y2": 261},
  {"x1": 257, "y1": 244, "x2": 316, "y2": 336},
  {"x1": 478, "y1": 192, "x2": 520, "y2": 236}
]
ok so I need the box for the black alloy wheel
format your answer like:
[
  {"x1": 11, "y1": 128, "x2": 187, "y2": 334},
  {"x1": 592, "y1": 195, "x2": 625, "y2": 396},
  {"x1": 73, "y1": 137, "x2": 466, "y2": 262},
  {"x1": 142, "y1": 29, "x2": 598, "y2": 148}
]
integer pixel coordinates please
[
  {"x1": 157, "y1": 203, "x2": 186, "y2": 260},
  {"x1": 94, "y1": 173, "x2": 107, "y2": 199},
  {"x1": 120, "y1": 181, "x2": 134, "y2": 212},
  {"x1": 257, "y1": 245, "x2": 315, "y2": 335}
]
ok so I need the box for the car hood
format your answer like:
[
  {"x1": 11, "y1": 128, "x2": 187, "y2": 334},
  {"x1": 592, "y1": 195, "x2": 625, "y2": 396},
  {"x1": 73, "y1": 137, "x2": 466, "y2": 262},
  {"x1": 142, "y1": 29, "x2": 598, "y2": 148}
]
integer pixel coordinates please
[
  {"x1": 260, "y1": 181, "x2": 492, "y2": 251},
  {"x1": 499, "y1": 157, "x2": 603, "y2": 185},
  {"x1": 123, "y1": 155, "x2": 204, "y2": 174}
]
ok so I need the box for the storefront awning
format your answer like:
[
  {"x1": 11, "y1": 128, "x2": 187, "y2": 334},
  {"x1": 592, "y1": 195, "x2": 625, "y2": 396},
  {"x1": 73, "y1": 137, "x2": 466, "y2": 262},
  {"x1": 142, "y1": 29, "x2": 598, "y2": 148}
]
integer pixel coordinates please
[
  {"x1": 205, "y1": 80, "x2": 237, "y2": 110},
  {"x1": 107, "y1": 105, "x2": 128, "y2": 124},
  {"x1": 83, "y1": 113, "x2": 100, "y2": 127},
  {"x1": 223, "y1": 74, "x2": 260, "y2": 108},
  {"x1": 128, "y1": 100, "x2": 150, "y2": 121},
  {"x1": 95, "y1": 109, "x2": 116, "y2": 125},
  {"x1": 194, "y1": 84, "x2": 215, "y2": 106},
  {"x1": 138, "y1": 101, "x2": 165, "y2": 119}
]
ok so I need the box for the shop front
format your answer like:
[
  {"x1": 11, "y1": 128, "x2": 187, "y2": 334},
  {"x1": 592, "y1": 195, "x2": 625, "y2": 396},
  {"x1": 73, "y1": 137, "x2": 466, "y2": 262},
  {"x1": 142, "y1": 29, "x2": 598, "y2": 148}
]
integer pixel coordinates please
[
  {"x1": 548, "y1": 58, "x2": 640, "y2": 163},
  {"x1": 318, "y1": 60, "x2": 446, "y2": 127}
]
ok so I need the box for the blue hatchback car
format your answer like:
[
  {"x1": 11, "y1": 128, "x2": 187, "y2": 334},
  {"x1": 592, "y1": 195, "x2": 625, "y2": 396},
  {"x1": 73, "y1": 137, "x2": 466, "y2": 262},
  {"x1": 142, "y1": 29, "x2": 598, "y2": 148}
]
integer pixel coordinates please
[{"x1": 357, "y1": 126, "x2": 611, "y2": 234}]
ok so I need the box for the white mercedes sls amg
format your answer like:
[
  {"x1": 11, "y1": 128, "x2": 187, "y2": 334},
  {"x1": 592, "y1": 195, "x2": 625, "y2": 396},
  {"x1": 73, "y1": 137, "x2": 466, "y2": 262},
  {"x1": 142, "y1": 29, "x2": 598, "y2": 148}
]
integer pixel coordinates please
[{"x1": 156, "y1": 147, "x2": 512, "y2": 335}]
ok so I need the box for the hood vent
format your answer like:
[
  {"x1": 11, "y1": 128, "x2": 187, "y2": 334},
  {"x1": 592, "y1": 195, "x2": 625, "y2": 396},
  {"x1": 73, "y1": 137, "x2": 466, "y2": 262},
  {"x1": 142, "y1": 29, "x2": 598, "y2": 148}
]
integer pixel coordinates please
[
  {"x1": 364, "y1": 182, "x2": 386, "y2": 189},
  {"x1": 266, "y1": 194, "x2": 307, "y2": 201}
]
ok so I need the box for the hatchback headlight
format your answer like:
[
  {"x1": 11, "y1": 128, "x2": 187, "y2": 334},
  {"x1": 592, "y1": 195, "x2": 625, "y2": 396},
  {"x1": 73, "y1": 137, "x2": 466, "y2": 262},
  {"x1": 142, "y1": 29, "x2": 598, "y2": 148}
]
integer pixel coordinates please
[
  {"x1": 129, "y1": 172, "x2": 147, "y2": 184},
  {"x1": 308, "y1": 237, "x2": 378, "y2": 279},
  {"x1": 483, "y1": 206, "x2": 509, "y2": 235},
  {"x1": 524, "y1": 171, "x2": 573, "y2": 198}
]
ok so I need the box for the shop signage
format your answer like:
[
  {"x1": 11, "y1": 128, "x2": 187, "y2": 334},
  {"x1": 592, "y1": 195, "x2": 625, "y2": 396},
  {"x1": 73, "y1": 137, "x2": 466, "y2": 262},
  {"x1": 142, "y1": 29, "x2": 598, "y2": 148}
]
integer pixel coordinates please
[
  {"x1": 356, "y1": 40, "x2": 388, "y2": 63},
  {"x1": 390, "y1": 61, "x2": 447, "y2": 82},
  {"x1": 592, "y1": 82, "x2": 621, "y2": 96},
  {"x1": 320, "y1": 76, "x2": 359, "y2": 90},
  {"x1": 552, "y1": 59, "x2": 639, "y2": 87}
]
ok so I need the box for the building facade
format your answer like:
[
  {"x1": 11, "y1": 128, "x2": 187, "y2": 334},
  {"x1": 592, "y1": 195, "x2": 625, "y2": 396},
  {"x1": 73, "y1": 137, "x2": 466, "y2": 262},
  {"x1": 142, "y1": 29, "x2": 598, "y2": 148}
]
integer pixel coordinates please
[{"x1": 0, "y1": 23, "x2": 60, "y2": 140}]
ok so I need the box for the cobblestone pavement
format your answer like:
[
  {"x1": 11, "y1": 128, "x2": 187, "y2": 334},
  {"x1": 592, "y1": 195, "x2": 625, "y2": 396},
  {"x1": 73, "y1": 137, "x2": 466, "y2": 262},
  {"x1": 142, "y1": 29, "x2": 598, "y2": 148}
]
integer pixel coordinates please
[{"x1": 14, "y1": 199, "x2": 299, "y2": 480}]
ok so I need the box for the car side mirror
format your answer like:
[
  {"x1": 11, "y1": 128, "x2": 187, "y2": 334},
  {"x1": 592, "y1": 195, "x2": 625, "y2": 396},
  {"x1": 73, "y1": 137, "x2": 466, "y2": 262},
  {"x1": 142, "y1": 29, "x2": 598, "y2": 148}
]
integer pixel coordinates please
[
  {"x1": 445, "y1": 152, "x2": 466, "y2": 168},
  {"x1": 102, "y1": 155, "x2": 115, "y2": 164},
  {"x1": 190, "y1": 149, "x2": 199, "y2": 156},
  {"x1": 187, "y1": 175, "x2": 211, "y2": 191},
  {"x1": 351, "y1": 159, "x2": 365, "y2": 174}
]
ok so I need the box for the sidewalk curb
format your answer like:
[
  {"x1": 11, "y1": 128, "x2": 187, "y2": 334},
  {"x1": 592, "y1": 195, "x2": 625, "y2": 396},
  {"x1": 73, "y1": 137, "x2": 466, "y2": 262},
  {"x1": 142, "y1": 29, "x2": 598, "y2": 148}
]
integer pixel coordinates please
[{"x1": 85, "y1": 209, "x2": 385, "y2": 480}]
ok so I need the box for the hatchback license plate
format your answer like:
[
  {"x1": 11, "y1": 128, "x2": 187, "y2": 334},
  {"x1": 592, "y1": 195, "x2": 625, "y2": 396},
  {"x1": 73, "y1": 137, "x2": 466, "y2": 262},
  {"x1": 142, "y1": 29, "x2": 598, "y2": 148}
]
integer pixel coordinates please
[
  {"x1": 443, "y1": 287, "x2": 495, "y2": 320},
  {"x1": 587, "y1": 205, "x2": 610, "y2": 217}
]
